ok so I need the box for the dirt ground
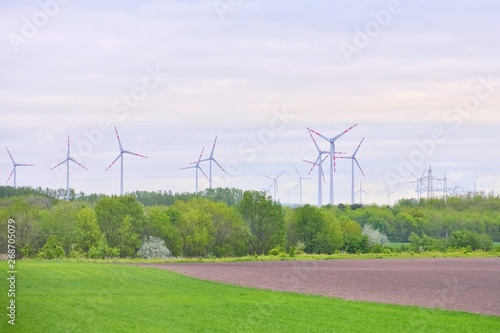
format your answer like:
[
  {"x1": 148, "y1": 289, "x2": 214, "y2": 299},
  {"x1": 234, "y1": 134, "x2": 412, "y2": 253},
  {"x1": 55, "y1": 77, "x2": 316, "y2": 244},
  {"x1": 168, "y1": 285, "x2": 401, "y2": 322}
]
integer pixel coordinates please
[{"x1": 138, "y1": 258, "x2": 500, "y2": 316}]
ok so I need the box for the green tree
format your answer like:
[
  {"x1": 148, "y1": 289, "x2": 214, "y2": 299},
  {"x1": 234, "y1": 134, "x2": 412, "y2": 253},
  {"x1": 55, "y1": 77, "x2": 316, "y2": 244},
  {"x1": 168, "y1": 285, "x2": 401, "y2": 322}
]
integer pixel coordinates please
[
  {"x1": 238, "y1": 191, "x2": 284, "y2": 255},
  {"x1": 95, "y1": 196, "x2": 145, "y2": 257},
  {"x1": 73, "y1": 207, "x2": 102, "y2": 254}
]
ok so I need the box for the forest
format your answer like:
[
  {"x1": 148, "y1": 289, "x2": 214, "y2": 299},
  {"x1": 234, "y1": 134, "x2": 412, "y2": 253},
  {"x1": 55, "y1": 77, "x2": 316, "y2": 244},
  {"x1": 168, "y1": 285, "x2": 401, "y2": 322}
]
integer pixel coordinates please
[{"x1": 0, "y1": 186, "x2": 499, "y2": 259}]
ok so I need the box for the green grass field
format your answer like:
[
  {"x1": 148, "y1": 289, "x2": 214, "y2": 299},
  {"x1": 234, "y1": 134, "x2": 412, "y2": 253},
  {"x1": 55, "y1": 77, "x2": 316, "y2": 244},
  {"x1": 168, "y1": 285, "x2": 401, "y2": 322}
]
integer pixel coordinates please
[{"x1": 1, "y1": 261, "x2": 499, "y2": 332}]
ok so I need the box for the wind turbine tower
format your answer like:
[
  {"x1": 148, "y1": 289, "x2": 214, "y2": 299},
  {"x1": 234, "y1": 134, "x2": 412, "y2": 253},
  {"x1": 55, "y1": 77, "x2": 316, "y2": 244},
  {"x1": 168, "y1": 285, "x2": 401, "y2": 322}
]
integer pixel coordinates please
[
  {"x1": 307, "y1": 124, "x2": 357, "y2": 205},
  {"x1": 50, "y1": 136, "x2": 88, "y2": 200},
  {"x1": 5, "y1": 147, "x2": 35, "y2": 188},
  {"x1": 105, "y1": 127, "x2": 148, "y2": 195}
]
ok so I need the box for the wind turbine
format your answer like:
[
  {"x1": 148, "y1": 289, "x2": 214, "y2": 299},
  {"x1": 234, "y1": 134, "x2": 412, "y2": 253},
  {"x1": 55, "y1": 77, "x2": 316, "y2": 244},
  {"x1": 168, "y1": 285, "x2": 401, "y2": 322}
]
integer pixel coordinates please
[
  {"x1": 286, "y1": 188, "x2": 294, "y2": 205},
  {"x1": 198, "y1": 136, "x2": 227, "y2": 189},
  {"x1": 105, "y1": 126, "x2": 148, "y2": 195},
  {"x1": 5, "y1": 147, "x2": 35, "y2": 188},
  {"x1": 307, "y1": 124, "x2": 357, "y2": 205},
  {"x1": 304, "y1": 128, "x2": 329, "y2": 206},
  {"x1": 181, "y1": 147, "x2": 209, "y2": 194},
  {"x1": 294, "y1": 167, "x2": 311, "y2": 206},
  {"x1": 408, "y1": 168, "x2": 427, "y2": 200},
  {"x1": 385, "y1": 188, "x2": 394, "y2": 206},
  {"x1": 50, "y1": 135, "x2": 88, "y2": 200},
  {"x1": 355, "y1": 181, "x2": 368, "y2": 204},
  {"x1": 337, "y1": 138, "x2": 365, "y2": 205},
  {"x1": 263, "y1": 170, "x2": 285, "y2": 202}
]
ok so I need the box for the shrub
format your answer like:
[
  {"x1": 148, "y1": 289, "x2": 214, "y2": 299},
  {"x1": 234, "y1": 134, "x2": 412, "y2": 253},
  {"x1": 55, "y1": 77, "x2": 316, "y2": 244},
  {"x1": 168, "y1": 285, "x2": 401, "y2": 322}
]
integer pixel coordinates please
[
  {"x1": 268, "y1": 245, "x2": 286, "y2": 256},
  {"x1": 450, "y1": 230, "x2": 494, "y2": 251},
  {"x1": 295, "y1": 240, "x2": 306, "y2": 255},
  {"x1": 138, "y1": 236, "x2": 172, "y2": 259},
  {"x1": 362, "y1": 225, "x2": 389, "y2": 247},
  {"x1": 87, "y1": 233, "x2": 120, "y2": 259},
  {"x1": 37, "y1": 235, "x2": 65, "y2": 259}
]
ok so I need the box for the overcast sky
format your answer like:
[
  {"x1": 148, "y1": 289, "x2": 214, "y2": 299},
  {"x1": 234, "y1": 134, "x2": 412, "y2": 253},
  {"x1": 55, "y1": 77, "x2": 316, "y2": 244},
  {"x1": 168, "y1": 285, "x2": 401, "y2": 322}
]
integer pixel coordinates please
[{"x1": 1, "y1": 0, "x2": 499, "y2": 205}]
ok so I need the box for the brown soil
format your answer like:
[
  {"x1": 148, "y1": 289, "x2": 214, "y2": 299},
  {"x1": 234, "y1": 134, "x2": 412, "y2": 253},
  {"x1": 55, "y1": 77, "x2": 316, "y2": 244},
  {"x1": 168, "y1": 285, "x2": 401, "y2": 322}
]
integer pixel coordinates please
[{"x1": 137, "y1": 258, "x2": 500, "y2": 316}]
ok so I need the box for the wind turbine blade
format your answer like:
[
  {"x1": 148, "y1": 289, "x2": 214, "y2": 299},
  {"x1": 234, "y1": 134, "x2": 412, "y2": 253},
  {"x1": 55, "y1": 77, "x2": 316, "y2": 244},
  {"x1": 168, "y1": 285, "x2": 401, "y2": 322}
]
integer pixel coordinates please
[
  {"x1": 306, "y1": 127, "x2": 329, "y2": 142},
  {"x1": 276, "y1": 170, "x2": 285, "y2": 180},
  {"x1": 67, "y1": 135, "x2": 71, "y2": 158},
  {"x1": 69, "y1": 158, "x2": 88, "y2": 170},
  {"x1": 295, "y1": 167, "x2": 301, "y2": 178},
  {"x1": 5, "y1": 147, "x2": 15, "y2": 165},
  {"x1": 197, "y1": 148, "x2": 205, "y2": 164},
  {"x1": 198, "y1": 166, "x2": 209, "y2": 181},
  {"x1": 354, "y1": 158, "x2": 365, "y2": 177},
  {"x1": 212, "y1": 158, "x2": 227, "y2": 174},
  {"x1": 17, "y1": 164, "x2": 35, "y2": 167},
  {"x1": 210, "y1": 136, "x2": 218, "y2": 158},
  {"x1": 307, "y1": 128, "x2": 323, "y2": 153},
  {"x1": 332, "y1": 123, "x2": 358, "y2": 141},
  {"x1": 302, "y1": 157, "x2": 319, "y2": 175},
  {"x1": 50, "y1": 159, "x2": 68, "y2": 170},
  {"x1": 180, "y1": 165, "x2": 196, "y2": 170},
  {"x1": 114, "y1": 126, "x2": 124, "y2": 151},
  {"x1": 263, "y1": 175, "x2": 273, "y2": 180},
  {"x1": 295, "y1": 179, "x2": 301, "y2": 189},
  {"x1": 123, "y1": 150, "x2": 148, "y2": 158},
  {"x1": 105, "y1": 154, "x2": 122, "y2": 171},
  {"x1": 408, "y1": 171, "x2": 419, "y2": 180},
  {"x1": 353, "y1": 137, "x2": 365, "y2": 157},
  {"x1": 6, "y1": 169, "x2": 15, "y2": 184}
]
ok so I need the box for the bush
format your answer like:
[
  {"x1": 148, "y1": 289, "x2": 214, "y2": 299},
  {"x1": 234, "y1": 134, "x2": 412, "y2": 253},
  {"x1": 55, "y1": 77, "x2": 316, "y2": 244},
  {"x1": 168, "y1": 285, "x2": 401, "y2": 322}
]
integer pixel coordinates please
[
  {"x1": 138, "y1": 236, "x2": 172, "y2": 259},
  {"x1": 295, "y1": 240, "x2": 306, "y2": 255},
  {"x1": 362, "y1": 225, "x2": 389, "y2": 247},
  {"x1": 268, "y1": 245, "x2": 286, "y2": 256},
  {"x1": 408, "y1": 233, "x2": 447, "y2": 252},
  {"x1": 88, "y1": 233, "x2": 120, "y2": 259},
  {"x1": 450, "y1": 230, "x2": 494, "y2": 251},
  {"x1": 37, "y1": 235, "x2": 65, "y2": 259}
]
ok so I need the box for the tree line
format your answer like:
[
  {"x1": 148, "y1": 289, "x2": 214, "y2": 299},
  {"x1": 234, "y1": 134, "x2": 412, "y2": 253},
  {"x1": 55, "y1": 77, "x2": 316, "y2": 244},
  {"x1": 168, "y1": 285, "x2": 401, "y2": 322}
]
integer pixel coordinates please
[{"x1": 0, "y1": 186, "x2": 498, "y2": 259}]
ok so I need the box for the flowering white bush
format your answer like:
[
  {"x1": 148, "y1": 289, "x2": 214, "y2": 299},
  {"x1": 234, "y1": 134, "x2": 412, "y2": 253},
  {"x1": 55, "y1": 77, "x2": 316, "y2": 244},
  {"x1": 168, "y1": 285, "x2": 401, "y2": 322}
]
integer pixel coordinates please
[
  {"x1": 138, "y1": 236, "x2": 172, "y2": 259},
  {"x1": 362, "y1": 225, "x2": 389, "y2": 247}
]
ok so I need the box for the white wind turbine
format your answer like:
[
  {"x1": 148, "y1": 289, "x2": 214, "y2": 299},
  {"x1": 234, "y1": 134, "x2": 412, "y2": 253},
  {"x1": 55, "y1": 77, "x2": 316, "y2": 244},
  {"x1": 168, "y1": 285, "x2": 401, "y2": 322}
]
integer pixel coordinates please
[
  {"x1": 5, "y1": 147, "x2": 35, "y2": 188},
  {"x1": 263, "y1": 170, "x2": 285, "y2": 202},
  {"x1": 50, "y1": 136, "x2": 88, "y2": 200},
  {"x1": 307, "y1": 124, "x2": 357, "y2": 205},
  {"x1": 105, "y1": 126, "x2": 148, "y2": 195},
  {"x1": 181, "y1": 147, "x2": 209, "y2": 194},
  {"x1": 385, "y1": 187, "x2": 394, "y2": 206},
  {"x1": 198, "y1": 136, "x2": 227, "y2": 189},
  {"x1": 355, "y1": 181, "x2": 368, "y2": 205},
  {"x1": 303, "y1": 128, "x2": 329, "y2": 206},
  {"x1": 337, "y1": 138, "x2": 365, "y2": 205},
  {"x1": 294, "y1": 167, "x2": 311, "y2": 206},
  {"x1": 408, "y1": 168, "x2": 427, "y2": 200}
]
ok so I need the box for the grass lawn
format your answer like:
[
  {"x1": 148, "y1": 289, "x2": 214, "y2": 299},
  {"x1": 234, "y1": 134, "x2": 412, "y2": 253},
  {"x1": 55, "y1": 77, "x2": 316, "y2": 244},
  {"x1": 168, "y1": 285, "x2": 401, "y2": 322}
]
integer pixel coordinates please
[{"x1": 1, "y1": 260, "x2": 499, "y2": 332}]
